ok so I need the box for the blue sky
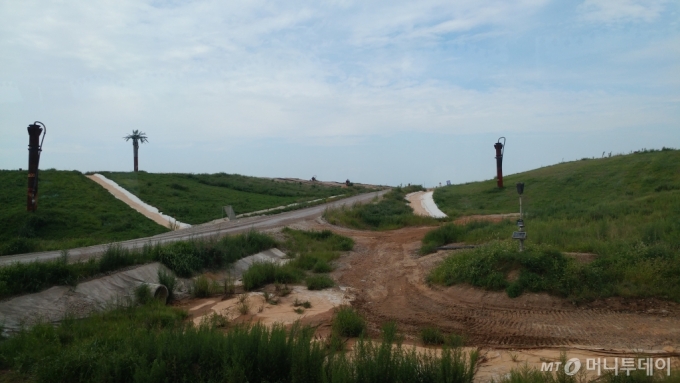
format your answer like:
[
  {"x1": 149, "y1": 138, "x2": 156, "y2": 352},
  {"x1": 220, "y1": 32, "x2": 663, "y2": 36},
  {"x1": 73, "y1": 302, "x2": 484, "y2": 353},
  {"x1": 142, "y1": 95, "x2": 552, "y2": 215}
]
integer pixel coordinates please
[{"x1": 1, "y1": 0, "x2": 678, "y2": 186}]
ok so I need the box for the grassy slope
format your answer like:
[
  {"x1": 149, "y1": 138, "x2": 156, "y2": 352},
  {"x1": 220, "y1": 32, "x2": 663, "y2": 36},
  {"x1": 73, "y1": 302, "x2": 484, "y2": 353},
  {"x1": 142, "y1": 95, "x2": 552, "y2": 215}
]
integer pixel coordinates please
[
  {"x1": 99, "y1": 172, "x2": 369, "y2": 225},
  {"x1": 0, "y1": 170, "x2": 167, "y2": 256},
  {"x1": 433, "y1": 149, "x2": 680, "y2": 253},
  {"x1": 428, "y1": 149, "x2": 680, "y2": 302},
  {"x1": 323, "y1": 185, "x2": 438, "y2": 230}
]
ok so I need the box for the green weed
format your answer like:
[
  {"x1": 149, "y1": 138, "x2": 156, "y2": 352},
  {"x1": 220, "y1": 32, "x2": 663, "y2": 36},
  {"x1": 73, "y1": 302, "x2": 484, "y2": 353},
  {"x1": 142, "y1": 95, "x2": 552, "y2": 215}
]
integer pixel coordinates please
[
  {"x1": 324, "y1": 186, "x2": 438, "y2": 230},
  {"x1": 306, "y1": 274, "x2": 335, "y2": 290},
  {"x1": 332, "y1": 306, "x2": 366, "y2": 338}
]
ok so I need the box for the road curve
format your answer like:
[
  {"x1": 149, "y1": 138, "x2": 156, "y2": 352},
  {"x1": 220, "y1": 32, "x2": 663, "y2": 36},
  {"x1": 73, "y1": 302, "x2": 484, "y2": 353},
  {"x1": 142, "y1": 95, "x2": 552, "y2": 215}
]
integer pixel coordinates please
[{"x1": 0, "y1": 190, "x2": 389, "y2": 266}]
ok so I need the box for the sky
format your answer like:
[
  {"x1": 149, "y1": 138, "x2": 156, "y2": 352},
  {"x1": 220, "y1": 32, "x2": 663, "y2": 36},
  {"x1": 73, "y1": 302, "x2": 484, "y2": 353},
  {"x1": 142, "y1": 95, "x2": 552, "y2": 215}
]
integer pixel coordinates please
[{"x1": 1, "y1": 0, "x2": 678, "y2": 187}]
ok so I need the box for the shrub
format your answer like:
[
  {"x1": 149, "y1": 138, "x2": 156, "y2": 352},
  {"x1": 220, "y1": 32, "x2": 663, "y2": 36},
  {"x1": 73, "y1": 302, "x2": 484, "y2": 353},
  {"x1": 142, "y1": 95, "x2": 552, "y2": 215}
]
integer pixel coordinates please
[
  {"x1": 332, "y1": 306, "x2": 366, "y2": 337},
  {"x1": 312, "y1": 258, "x2": 333, "y2": 273},
  {"x1": 420, "y1": 326, "x2": 446, "y2": 345},
  {"x1": 306, "y1": 274, "x2": 335, "y2": 290},
  {"x1": 157, "y1": 269, "x2": 177, "y2": 302},
  {"x1": 242, "y1": 262, "x2": 302, "y2": 291},
  {"x1": 192, "y1": 275, "x2": 215, "y2": 298},
  {"x1": 134, "y1": 283, "x2": 153, "y2": 305}
]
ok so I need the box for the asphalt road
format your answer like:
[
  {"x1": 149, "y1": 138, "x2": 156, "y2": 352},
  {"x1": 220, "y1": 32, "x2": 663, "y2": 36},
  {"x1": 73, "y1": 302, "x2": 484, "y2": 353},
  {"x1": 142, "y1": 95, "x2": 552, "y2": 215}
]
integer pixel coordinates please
[{"x1": 0, "y1": 190, "x2": 388, "y2": 266}]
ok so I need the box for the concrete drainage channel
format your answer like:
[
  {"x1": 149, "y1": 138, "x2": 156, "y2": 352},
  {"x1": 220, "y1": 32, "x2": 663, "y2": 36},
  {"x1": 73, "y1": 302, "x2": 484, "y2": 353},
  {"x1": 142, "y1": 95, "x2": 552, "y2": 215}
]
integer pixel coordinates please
[{"x1": 0, "y1": 247, "x2": 289, "y2": 336}]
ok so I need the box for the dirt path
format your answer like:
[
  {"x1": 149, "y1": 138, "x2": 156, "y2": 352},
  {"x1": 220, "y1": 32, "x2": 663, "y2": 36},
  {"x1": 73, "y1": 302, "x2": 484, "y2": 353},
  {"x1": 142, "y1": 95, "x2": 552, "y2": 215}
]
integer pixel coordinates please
[
  {"x1": 312, "y1": 222, "x2": 680, "y2": 352},
  {"x1": 406, "y1": 191, "x2": 447, "y2": 218}
]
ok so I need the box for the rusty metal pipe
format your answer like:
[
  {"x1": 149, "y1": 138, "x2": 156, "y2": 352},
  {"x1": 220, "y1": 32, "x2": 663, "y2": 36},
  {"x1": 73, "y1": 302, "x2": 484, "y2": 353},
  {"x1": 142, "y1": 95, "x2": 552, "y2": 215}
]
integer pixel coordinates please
[
  {"x1": 494, "y1": 137, "x2": 505, "y2": 188},
  {"x1": 26, "y1": 121, "x2": 46, "y2": 212}
]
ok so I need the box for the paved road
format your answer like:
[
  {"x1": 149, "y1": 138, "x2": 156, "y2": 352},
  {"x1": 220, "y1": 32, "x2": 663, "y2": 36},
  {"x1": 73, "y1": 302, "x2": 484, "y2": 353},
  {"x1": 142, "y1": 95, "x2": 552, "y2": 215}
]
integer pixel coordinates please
[{"x1": 0, "y1": 190, "x2": 388, "y2": 266}]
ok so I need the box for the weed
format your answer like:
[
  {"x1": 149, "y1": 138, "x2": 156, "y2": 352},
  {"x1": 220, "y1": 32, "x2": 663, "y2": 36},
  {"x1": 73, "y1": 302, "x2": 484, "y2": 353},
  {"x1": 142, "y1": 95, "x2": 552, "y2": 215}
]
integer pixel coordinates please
[
  {"x1": 293, "y1": 298, "x2": 312, "y2": 309},
  {"x1": 428, "y1": 240, "x2": 680, "y2": 302},
  {"x1": 420, "y1": 326, "x2": 446, "y2": 345},
  {"x1": 223, "y1": 274, "x2": 235, "y2": 296},
  {"x1": 237, "y1": 294, "x2": 250, "y2": 315},
  {"x1": 0, "y1": 303, "x2": 479, "y2": 383},
  {"x1": 242, "y1": 262, "x2": 302, "y2": 291},
  {"x1": 157, "y1": 269, "x2": 177, "y2": 302},
  {"x1": 134, "y1": 283, "x2": 153, "y2": 305},
  {"x1": 306, "y1": 274, "x2": 335, "y2": 290},
  {"x1": 275, "y1": 283, "x2": 292, "y2": 297},
  {"x1": 294, "y1": 307, "x2": 305, "y2": 314},
  {"x1": 192, "y1": 275, "x2": 214, "y2": 298},
  {"x1": 324, "y1": 186, "x2": 438, "y2": 230},
  {"x1": 332, "y1": 306, "x2": 366, "y2": 337}
]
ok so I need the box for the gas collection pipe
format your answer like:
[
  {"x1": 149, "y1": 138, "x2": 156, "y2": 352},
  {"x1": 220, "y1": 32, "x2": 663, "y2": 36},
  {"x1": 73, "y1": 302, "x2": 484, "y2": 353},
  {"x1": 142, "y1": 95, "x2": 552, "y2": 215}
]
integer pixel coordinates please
[
  {"x1": 494, "y1": 137, "x2": 505, "y2": 188},
  {"x1": 26, "y1": 121, "x2": 46, "y2": 212}
]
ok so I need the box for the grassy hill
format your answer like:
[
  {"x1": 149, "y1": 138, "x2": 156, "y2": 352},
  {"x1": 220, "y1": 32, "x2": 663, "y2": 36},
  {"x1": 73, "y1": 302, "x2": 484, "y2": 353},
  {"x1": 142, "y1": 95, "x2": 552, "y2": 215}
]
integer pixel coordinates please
[
  {"x1": 0, "y1": 170, "x2": 168, "y2": 256},
  {"x1": 98, "y1": 172, "x2": 371, "y2": 225},
  {"x1": 433, "y1": 148, "x2": 680, "y2": 253},
  {"x1": 428, "y1": 148, "x2": 680, "y2": 302}
]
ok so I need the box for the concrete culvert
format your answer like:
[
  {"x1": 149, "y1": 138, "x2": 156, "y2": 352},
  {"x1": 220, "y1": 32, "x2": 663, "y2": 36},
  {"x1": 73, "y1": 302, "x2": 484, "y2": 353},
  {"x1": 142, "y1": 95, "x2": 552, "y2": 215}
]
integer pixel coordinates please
[{"x1": 146, "y1": 283, "x2": 169, "y2": 304}]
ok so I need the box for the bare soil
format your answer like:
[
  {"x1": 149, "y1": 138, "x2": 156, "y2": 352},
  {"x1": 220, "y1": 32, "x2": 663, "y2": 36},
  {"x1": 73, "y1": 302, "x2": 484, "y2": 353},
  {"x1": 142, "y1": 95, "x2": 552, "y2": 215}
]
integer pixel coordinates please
[{"x1": 176, "y1": 218, "x2": 680, "y2": 379}]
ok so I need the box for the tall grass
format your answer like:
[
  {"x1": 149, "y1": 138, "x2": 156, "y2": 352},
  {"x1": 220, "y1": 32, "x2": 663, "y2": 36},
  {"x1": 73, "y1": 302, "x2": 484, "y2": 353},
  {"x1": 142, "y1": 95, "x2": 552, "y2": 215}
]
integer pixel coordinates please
[
  {"x1": 324, "y1": 186, "x2": 438, "y2": 230},
  {"x1": 326, "y1": 322, "x2": 478, "y2": 383},
  {"x1": 428, "y1": 241, "x2": 680, "y2": 302},
  {"x1": 0, "y1": 303, "x2": 478, "y2": 383},
  {"x1": 0, "y1": 231, "x2": 277, "y2": 300},
  {"x1": 332, "y1": 306, "x2": 366, "y2": 338},
  {"x1": 242, "y1": 262, "x2": 304, "y2": 291}
]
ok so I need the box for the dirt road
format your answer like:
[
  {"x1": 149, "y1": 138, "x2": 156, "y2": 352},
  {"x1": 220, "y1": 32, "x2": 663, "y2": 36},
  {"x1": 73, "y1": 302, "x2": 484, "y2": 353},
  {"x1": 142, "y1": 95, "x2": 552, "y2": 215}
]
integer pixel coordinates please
[{"x1": 319, "y1": 222, "x2": 680, "y2": 352}]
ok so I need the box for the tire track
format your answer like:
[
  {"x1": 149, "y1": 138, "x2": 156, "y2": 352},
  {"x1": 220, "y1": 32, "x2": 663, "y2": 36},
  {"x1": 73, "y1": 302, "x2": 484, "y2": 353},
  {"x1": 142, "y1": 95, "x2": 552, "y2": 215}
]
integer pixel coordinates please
[{"x1": 326, "y1": 224, "x2": 680, "y2": 351}]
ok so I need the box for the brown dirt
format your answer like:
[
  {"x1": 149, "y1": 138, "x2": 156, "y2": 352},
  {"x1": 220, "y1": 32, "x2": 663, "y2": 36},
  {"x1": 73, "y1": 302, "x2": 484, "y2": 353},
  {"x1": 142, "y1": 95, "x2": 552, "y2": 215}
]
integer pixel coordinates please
[
  {"x1": 313, "y1": 221, "x2": 680, "y2": 352},
  {"x1": 174, "y1": 218, "x2": 680, "y2": 380},
  {"x1": 177, "y1": 219, "x2": 680, "y2": 352}
]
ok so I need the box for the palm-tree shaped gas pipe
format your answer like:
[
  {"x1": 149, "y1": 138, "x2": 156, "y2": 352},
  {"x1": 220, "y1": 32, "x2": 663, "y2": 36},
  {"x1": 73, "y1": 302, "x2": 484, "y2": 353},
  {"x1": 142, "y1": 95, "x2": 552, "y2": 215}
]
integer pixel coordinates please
[
  {"x1": 26, "y1": 121, "x2": 47, "y2": 212},
  {"x1": 123, "y1": 130, "x2": 148, "y2": 172}
]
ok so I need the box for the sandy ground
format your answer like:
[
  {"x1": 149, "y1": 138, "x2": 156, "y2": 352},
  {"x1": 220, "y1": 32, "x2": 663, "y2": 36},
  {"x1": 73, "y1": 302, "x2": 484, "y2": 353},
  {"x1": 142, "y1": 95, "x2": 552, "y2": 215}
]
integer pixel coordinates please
[
  {"x1": 406, "y1": 191, "x2": 447, "y2": 218},
  {"x1": 87, "y1": 174, "x2": 191, "y2": 229}
]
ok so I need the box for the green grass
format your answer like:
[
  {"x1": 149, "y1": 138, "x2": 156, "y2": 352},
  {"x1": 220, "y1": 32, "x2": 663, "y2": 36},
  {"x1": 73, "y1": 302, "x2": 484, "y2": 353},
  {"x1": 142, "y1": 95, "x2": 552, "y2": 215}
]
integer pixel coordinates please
[
  {"x1": 305, "y1": 274, "x2": 335, "y2": 290},
  {"x1": 0, "y1": 231, "x2": 276, "y2": 300},
  {"x1": 0, "y1": 170, "x2": 168, "y2": 256},
  {"x1": 426, "y1": 149, "x2": 680, "y2": 302},
  {"x1": 428, "y1": 241, "x2": 680, "y2": 302},
  {"x1": 332, "y1": 306, "x2": 366, "y2": 338},
  {"x1": 324, "y1": 186, "x2": 438, "y2": 230},
  {"x1": 432, "y1": 148, "x2": 680, "y2": 253},
  {"x1": 242, "y1": 262, "x2": 304, "y2": 291},
  {"x1": 99, "y1": 171, "x2": 372, "y2": 224},
  {"x1": 0, "y1": 302, "x2": 479, "y2": 383},
  {"x1": 242, "y1": 228, "x2": 355, "y2": 291}
]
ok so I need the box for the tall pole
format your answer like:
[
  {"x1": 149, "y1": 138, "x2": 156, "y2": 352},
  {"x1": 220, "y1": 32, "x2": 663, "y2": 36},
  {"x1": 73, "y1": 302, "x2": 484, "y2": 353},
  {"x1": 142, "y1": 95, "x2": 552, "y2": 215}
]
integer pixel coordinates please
[
  {"x1": 494, "y1": 137, "x2": 505, "y2": 188},
  {"x1": 133, "y1": 140, "x2": 139, "y2": 172},
  {"x1": 27, "y1": 122, "x2": 46, "y2": 212}
]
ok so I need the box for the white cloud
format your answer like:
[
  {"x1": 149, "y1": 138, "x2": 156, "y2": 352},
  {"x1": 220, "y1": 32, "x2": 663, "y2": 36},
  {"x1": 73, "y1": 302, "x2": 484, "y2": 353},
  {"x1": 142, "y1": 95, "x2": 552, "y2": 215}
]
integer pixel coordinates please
[{"x1": 578, "y1": 0, "x2": 668, "y2": 23}]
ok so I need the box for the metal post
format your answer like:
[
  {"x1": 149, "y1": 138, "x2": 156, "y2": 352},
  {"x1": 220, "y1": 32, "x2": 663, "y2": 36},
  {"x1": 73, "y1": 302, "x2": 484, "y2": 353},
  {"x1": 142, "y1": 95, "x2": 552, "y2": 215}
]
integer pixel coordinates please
[
  {"x1": 494, "y1": 137, "x2": 505, "y2": 188},
  {"x1": 26, "y1": 121, "x2": 46, "y2": 212},
  {"x1": 513, "y1": 182, "x2": 525, "y2": 252},
  {"x1": 519, "y1": 195, "x2": 524, "y2": 252}
]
